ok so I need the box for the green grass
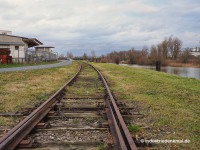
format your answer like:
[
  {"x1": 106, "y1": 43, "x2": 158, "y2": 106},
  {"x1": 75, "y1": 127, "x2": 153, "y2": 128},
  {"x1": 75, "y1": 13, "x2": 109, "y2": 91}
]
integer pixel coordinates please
[
  {"x1": 97, "y1": 142, "x2": 108, "y2": 150},
  {"x1": 0, "y1": 116, "x2": 20, "y2": 127},
  {"x1": 128, "y1": 125, "x2": 141, "y2": 133},
  {"x1": 66, "y1": 64, "x2": 104, "y2": 96},
  {"x1": 0, "y1": 60, "x2": 60, "y2": 68},
  {"x1": 0, "y1": 62, "x2": 78, "y2": 115},
  {"x1": 72, "y1": 118, "x2": 80, "y2": 124},
  {"x1": 92, "y1": 62, "x2": 200, "y2": 149}
]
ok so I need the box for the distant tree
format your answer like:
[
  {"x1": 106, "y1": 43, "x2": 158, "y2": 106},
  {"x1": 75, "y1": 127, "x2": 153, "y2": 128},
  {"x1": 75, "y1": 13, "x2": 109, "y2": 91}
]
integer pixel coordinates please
[
  {"x1": 58, "y1": 54, "x2": 65, "y2": 60},
  {"x1": 109, "y1": 51, "x2": 119, "y2": 64},
  {"x1": 83, "y1": 53, "x2": 88, "y2": 60},
  {"x1": 161, "y1": 38, "x2": 168, "y2": 59},
  {"x1": 179, "y1": 48, "x2": 191, "y2": 63},
  {"x1": 99, "y1": 36, "x2": 183, "y2": 65},
  {"x1": 90, "y1": 50, "x2": 96, "y2": 62},
  {"x1": 137, "y1": 46, "x2": 149, "y2": 65},
  {"x1": 67, "y1": 52, "x2": 73, "y2": 59},
  {"x1": 100, "y1": 55, "x2": 108, "y2": 63},
  {"x1": 167, "y1": 36, "x2": 182, "y2": 60},
  {"x1": 173, "y1": 37, "x2": 182, "y2": 60},
  {"x1": 167, "y1": 36, "x2": 174, "y2": 59},
  {"x1": 149, "y1": 45, "x2": 158, "y2": 64},
  {"x1": 128, "y1": 49, "x2": 136, "y2": 64},
  {"x1": 149, "y1": 43, "x2": 169, "y2": 65},
  {"x1": 113, "y1": 55, "x2": 120, "y2": 64},
  {"x1": 157, "y1": 43, "x2": 164, "y2": 60},
  {"x1": 197, "y1": 56, "x2": 200, "y2": 64},
  {"x1": 141, "y1": 45, "x2": 149, "y2": 56},
  {"x1": 91, "y1": 50, "x2": 96, "y2": 58}
]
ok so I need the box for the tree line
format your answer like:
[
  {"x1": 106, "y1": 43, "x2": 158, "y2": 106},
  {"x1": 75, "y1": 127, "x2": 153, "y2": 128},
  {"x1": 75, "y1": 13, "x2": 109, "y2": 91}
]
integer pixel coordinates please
[
  {"x1": 100, "y1": 36, "x2": 199, "y2": 65},
  {"x1": 60, "y1": 36, "x2": 200, "y2": 66}
]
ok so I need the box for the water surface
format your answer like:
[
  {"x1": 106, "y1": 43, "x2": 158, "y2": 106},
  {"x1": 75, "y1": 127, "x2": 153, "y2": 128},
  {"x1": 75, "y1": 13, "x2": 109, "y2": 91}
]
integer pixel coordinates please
[{"x1": 121, "y1": 64, "x2": 200, "y2": 80}]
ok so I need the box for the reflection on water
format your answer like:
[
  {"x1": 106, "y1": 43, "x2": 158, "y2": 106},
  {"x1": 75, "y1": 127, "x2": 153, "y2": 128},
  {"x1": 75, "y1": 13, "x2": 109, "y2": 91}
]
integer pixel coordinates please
[{"x1": 122, "y1": 64, "x2": 200, "y2": 80}]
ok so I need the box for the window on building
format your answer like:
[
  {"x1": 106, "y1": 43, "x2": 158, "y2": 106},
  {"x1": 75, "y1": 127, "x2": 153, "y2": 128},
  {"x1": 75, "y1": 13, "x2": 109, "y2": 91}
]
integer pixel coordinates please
[{"x1": 15, "y1": 46, "x2": 19, "y2": 50}]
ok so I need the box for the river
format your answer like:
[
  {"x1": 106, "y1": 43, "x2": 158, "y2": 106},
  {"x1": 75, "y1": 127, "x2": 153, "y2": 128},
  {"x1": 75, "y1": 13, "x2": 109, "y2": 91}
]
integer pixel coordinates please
[{"x1": 121, "y1": 64, "x2": 200, "y2": 80}]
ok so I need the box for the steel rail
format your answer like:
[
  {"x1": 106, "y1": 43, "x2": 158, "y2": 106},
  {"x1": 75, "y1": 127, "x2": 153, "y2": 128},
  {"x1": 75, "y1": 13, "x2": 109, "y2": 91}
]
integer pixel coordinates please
[
  {"x1": 89, "y1": 64, "x2": 138, "y2": 150},
  {"x1": 0, "y1": 65, "x2": 82, "y2": 150}
]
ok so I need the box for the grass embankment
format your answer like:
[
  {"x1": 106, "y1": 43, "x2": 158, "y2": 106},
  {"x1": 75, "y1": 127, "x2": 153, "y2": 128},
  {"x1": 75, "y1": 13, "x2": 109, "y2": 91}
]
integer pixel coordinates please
[
  {"x1": 0, "y1": 60, "x2": 60, "y2": 68},
  {"x1": 92, "y1": 63, "x2": 200, "y2": 149},
  {"x1": 0, "y1": 62, "x2": 79, "y2": 126}
]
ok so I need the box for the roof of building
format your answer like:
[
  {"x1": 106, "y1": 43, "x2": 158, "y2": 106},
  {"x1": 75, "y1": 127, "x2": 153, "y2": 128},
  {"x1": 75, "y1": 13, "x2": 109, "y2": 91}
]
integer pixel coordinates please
[
  {"x1": 0, "y1": 30, "x2": 12, "y2": 35},
  {"x1": 34, "y1": 45, "x2": 55, "y2": 48},
  {"x1": 0, "y1": 34, "x2": 43, "y2": 47},
  {"x1": 23, "y1": 38, "x2": 43, "y2": 47}
]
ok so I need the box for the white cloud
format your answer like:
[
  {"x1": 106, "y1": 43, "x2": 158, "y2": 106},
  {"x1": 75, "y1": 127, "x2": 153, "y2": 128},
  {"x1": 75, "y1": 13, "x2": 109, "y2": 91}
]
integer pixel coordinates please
[{"x1": 0, "y1": 0, "x2": 199, "y2": 55}]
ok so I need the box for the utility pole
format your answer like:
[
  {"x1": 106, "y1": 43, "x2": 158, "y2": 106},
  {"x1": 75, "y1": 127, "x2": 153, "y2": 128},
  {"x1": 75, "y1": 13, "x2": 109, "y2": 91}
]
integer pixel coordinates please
[{"x1": 199, "y1": 41, "x2": 200, "y2": 51}]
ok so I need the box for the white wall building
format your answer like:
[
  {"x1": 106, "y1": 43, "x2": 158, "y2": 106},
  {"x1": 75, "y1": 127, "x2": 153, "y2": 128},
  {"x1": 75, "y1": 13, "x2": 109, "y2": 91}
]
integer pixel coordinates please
[
  {"x1": 0, "y1": 30, "x2": 42, "y2": 62},
  {"x1": 190, "y1": 47, "x2": 200, "y2": 57},
  {"x1": 34, "y1": 45, "x2": 57, "y2": 60}
]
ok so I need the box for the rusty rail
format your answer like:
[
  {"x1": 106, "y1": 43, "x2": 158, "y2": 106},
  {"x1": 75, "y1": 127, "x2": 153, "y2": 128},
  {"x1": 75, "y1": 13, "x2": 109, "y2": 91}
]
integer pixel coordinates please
[
  {"x1": 0, "y1": 63, "x2": 137, "y2": 150},
  {"x1": 0, "y1": 65, "x2": 82, "y2": 150},
  {"x1": 90, "y1": 64, "x2": 138, "y2": 150}
]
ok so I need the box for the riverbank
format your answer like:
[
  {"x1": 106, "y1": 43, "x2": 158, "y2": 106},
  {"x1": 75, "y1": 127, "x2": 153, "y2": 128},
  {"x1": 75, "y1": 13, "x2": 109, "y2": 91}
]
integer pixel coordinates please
[
  {"x1": 167, "y1": 61, "x2": 200, "y2": 68},
  {"x1": 92, "y1": 62, "x2": 200, "y2": 149},
  {"x1": 120, "y1": 61, "x2": 200, "y2": 68},
  {"x1": 120, "y1": 64, "x2": 200, "y2": 80}
]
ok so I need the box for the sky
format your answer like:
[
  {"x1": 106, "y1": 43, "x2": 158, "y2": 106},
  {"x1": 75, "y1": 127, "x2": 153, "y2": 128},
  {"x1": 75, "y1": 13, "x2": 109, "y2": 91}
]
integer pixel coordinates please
[{"x1": 0, "y1": 0, "x2": 200, "y2": 56}]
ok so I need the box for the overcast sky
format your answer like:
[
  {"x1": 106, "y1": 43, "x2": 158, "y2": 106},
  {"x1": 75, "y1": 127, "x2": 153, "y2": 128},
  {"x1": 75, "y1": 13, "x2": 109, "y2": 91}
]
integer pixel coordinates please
[{"x1": 0, "y1": 0, "x2": 200, "y2": 56}]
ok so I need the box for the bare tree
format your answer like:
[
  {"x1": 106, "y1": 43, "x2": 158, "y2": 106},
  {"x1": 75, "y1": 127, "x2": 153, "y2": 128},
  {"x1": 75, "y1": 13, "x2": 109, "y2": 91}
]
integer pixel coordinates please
[
  {"x1": 168, "y1": 35, "x2": 174, "y2": 59},
  {"x1": 136, "y1": 45, "x2": 149, "y2": 65},
  {"x1": 99, "y1": 35, "x2": 183, "y2": 65},
  {"x1": 149, "y1": 45, "x2": 158, "y2": 64},
  {"x1": 180, "y1": 48, "x2": 191, "y2": 63},
  {"x1": 141, "y1": 45, "x2": 149, "y2": 56},
  {"x1": 83, "y1": 53, "x2": 88, "y2": 60},
  {"x1": 67, "y1": 52, "x2": 73, "y2": 59},
  {"x1": 128, "y1": 49, "x2": 135, "y2": 64},
  {"x1": 111, "y1": 51, "x2": 120, "y2": 64},
  {"x1": 58, "y1": 54, "x2": 65, "y2": 59},
  {"x1": 161, "y1": 38, "x2": 168, "y2": 59},
  {"x1": 197, "y1": 56, "x2": 200, "y2": 64},
  {"x1": 157, "y1": 43, "x2": 164, "y2": 60},
  {"x1": 91, "y1": 50, "x2": 96, "y2": 58},
  {"x1": 173, "y1": 37, "x2": 182, "y2": 60},
  {"x1": 167, "y1": 36, "x2": 182, "y2": 60}
]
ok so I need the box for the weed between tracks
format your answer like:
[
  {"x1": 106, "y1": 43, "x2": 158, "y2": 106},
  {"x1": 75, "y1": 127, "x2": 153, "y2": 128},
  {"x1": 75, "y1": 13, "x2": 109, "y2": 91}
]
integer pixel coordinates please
[
  {"x1": 128, "y1": 125, "x2": 141, "y2": 133},
  {"x1": 97, "y1": 142, "x2": 108, "y2": 150},
  {"x1": 92, "y1": 62, "x2": 200, "y2": 149},
  {"x1": 66, "y1": 65, "x2": 104, "y2": 97},
  {"x1": 0, "y1": 62, "x2": 78, "y2": 126}
]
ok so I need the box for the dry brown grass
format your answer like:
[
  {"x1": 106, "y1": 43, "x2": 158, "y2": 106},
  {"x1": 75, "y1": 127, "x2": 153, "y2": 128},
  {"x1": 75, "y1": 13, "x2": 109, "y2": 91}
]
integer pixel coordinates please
[{"x1": 167, "y1": 60, "x2": 200, "y2": 68}]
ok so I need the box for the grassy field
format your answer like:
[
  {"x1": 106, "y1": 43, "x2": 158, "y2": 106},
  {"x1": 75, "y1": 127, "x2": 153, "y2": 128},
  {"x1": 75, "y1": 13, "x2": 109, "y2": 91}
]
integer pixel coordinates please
[
  {"x1": 0, "y1": 62, "x2": 79, "y2": 126},
  {"x1": 92, "y1": 62, "x2": 200, "y2": 149},
  {"x1": 0, "y1": 60, "x2": 60, "y2": 68}
]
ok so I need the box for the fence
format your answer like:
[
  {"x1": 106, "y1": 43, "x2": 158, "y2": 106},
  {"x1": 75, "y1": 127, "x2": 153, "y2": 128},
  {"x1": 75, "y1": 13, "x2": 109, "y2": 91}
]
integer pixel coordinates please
[
  {"x1": 0, "y1": 58, "x2": 58, "y2": 64},
  {"x1": 0, "y1": 50, "x2": 58, "y2": 64}
]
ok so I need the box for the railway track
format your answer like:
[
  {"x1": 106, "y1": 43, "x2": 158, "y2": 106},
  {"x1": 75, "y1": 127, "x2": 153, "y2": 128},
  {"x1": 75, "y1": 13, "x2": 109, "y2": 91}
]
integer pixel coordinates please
[{"x1": 0, "y1": 63, "x2": 138, "y2": 150}]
